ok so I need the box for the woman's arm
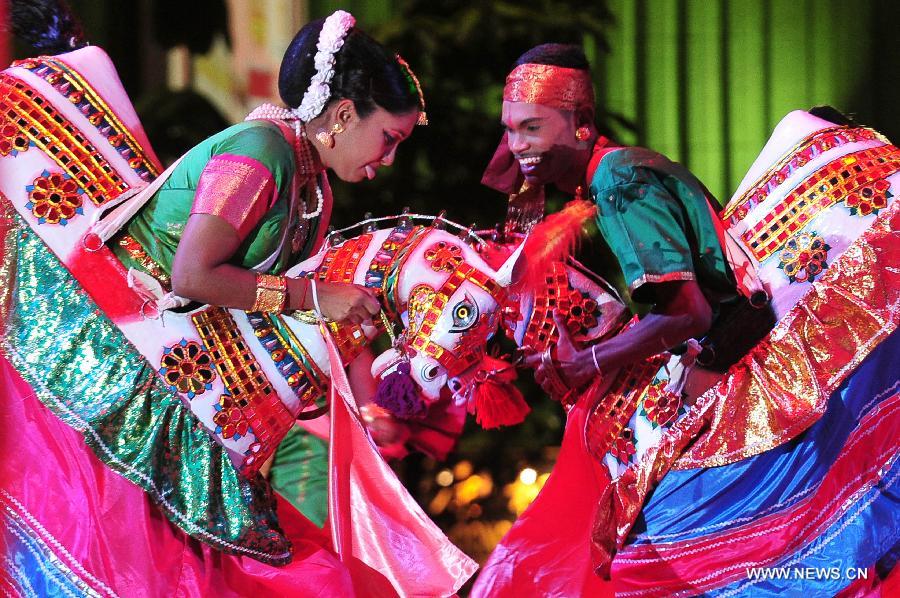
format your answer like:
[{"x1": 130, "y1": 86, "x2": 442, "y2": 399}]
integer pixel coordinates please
[{"x1": 171, "y1": 213, "x2": 380, "y2": 324}]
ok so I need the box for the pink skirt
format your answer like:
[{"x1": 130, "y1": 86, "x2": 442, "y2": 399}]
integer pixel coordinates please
[{"x1": 0, "y1": 354, "x2": 355, "y2": 597}]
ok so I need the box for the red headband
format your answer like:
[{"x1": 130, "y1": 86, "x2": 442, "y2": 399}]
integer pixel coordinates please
[
  {"x1": 503, "y1": 63, "x2": 594, "y2": 112},
  {"x1": 484, "y1": 63, "x2": 596, "y2": 194}
]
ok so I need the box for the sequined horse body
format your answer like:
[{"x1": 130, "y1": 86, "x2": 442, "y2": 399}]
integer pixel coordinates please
[
  {"x1": 1, "y1": 45, "x2": 481, "y2": 594},
  {"x1": 486, "y1": 112, "x2": 900, "y2": 480}
]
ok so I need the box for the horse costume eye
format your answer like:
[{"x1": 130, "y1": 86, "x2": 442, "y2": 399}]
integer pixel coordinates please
[
  {"x1": 450, "y1": 296, "x2": 479, "y2": 332},
  {"x1": 422, "y1": 364, "x2": 441, "y2": 381}
]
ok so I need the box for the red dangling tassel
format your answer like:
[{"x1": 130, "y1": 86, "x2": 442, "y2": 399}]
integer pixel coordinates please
[{"x1": 469, "y1": 356, "x2": 530, "y2": 429}]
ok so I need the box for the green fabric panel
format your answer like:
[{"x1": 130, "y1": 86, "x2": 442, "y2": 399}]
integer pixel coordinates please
[
  {"x1": 601, "y1": 0, "x2": 640, "y2": 147},
  {"x1": 685, "y1": 0, "x2": 725, "y2": 202},
  {"x1": 1, "y1": 212, "x2": 292, "y2": 564},
  {"x1": 725, "y1": 0, "x2": 769, "y2": 196},
  {"x1": 113, "y1": 120, "x2": 296, "y2": 275},
  {"x1": 597, "y1": 0, "x2": 880, "y2": 202},
  {"x1": 768, "y1": 0, "x2": 810, "y2": 129},
  {"x1": 590, "y1": 148, "x2": 734, "y2": 305},
  {"x1": 269, "y1": 426, "x2": 330, "y2": 528}
]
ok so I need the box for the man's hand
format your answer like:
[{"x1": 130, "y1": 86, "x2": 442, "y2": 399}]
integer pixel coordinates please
[{"x1": 524, "y1": 313, "x2": 598, "y2": 396}]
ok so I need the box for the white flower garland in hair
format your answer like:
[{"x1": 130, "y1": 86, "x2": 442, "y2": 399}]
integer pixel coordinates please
[
  {"x1": 244, "y1": 10, "x2": 355, "y2": 220},
  {"x1": 294, "y1": 9, "x2": 356, "y2": 122}
]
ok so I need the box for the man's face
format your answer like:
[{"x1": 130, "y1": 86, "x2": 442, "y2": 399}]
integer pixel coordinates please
[{"x1": 501, "y1": 100, "x2": 579, "y2": 187}]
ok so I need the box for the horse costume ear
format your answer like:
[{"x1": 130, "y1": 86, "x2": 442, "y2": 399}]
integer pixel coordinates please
[{"x1": 494, "y1": 240, "x2": 527, "y2": 288}]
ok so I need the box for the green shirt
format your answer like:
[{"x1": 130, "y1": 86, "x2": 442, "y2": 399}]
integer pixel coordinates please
[{"x1": 590, "y1": 147, "x2": 736, "y2": 306}]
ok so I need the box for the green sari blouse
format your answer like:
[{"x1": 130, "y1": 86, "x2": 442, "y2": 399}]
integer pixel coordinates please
[{"x1": 112, "y1": 120, "x2": 321, "y2": 277}]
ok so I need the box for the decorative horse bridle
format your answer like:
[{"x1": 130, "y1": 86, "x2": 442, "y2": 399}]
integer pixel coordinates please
[
  {"x1": 400, "y1": 239, "x2": 508, "y2": 377},
  {"x1": 309, "y1": 213, "x2": 506, "y2": 380}
]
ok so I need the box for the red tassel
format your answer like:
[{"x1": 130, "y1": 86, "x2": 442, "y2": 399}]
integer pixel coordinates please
[
  {"x1": 469, "y1": 355, "x2": 530, "y2": 429},
  {"x1": 472, "y1": 379, "x2": 530, "y2": 429}
]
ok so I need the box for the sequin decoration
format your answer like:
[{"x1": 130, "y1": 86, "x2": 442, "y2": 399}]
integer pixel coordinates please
[
  {"x1": 589, "y1": 200, "x2": 900, "y2": 575},
  {"x1": 563, "y1": 289, "x2": 599, "y2": 336},
  {"x1": 247, "y1": 312, "x2": 327, "y2": 411},
  {"x1": 405, "y1": 262, "x2": 506, "y2": 377},
  {"x1": 0, "y1": 73, "x2": 132, "y2": 204},
  {"x1": 328, "y1": 320, "x2": 376, "y2": 365},
  {"x1": 778, "y1": 231, "x2": 831, "y2": 283},
  {"x1": 1, "y1": 211, "x2": 291, "y2": 563},
  {"x1": 723, "y1": 126, "x2": 886, "y2": 224},
  {"x1": 520, "y1": 261, "x2": 570, "y2": 352},
  {"x1": 585, "y1": 353, "x2": 669, "y2": 463},
  {"x1": 610, "y1": 427, "x2": 636, "y2": 464},
  {"x1": 24, "y1": 170, "x2": 84, "y2": 226},
  {"x1": 315, "y1": 233, "x2": 378, "y2": 362},
  {"x1": 213, "y1": 393, "x2": 251, "y2": 439},
  {"x1": 158, "y1": 339, "x2": 216, "y2": 398},
  {"x1": 364, "y1": 223, "x2": 418, "y2": 292},
  {"x1": 192, "y1": 307, "x2": 295, "y2": 475},
  {"x1": 382, "y1": 225, "x2": 431, "y2": 320},
  {"x1": 640, "y1": 381, "x2": 683, "y2": 427},
  {"x1": 317, "y1": 234, "x2": 373, "y2": 283},
  {"x1": 12, "y1": 56, "x2": 159, "y2": 180},
  {"x1": 743, "y1": 144, "x2": 900, "y2": 261},
  {"x1": 500, "y1": 294, "x2": 524, "y2": 340},
  {"x1": 0, "y1": 121, "x2": 30, "y2": 156},
  {"x1": 424, "y1": 241, "x2": 464, "y2": 273},
  {"x1": 407, "y1": 283, "x2": 437, "y2": 338},
  {"x1": 845, "y1": 180, "x2": 891, "y2": 216}
]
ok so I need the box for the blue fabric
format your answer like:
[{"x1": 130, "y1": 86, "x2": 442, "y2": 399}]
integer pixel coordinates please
[
  {"x1": 628, "y1": 328, "x2": 900, "y2": 547},
  {"x1": 1, "y1": 509, "x2": 94, "y2": 597},
  {"x1": 712, "y1": 456, "x2": 899, "y2": 596}
]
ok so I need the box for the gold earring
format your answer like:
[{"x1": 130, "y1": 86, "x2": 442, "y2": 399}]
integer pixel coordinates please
[
  {"x1": 575, "y1": 126, "x2": 591, "y2": 142},
  {"x1": 315, "y1": 122, "x2": 346, "y2": 149}
]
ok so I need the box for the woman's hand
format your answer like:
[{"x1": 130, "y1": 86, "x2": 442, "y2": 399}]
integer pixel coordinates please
[
  {"x1": 306, "y1": 279, "x2": 381, "y2": 325},
  {"x1": 171, "y1": 215, "x2": 380, "y2": 325}
]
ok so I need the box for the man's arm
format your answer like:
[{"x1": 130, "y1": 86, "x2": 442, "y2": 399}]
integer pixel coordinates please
[{"x1": 527, "y1": 279, "x2": 711, "y2": 391}]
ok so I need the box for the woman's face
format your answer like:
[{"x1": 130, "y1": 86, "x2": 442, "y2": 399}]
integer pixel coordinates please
[
  {"x1": 501, "y1": 100, "x2": 580, "y2": 187},
  {"x1": 325, "y1": 104, "x2": 418, "y2": 183}
]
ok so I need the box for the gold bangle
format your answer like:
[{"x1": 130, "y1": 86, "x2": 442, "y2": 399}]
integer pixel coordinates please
[
  {"x1": 257, "y1": 273, "x2": 287, "y2": 291},
  {"x1": 252, "y1": 274, "x2": 287, "y2": 312}
]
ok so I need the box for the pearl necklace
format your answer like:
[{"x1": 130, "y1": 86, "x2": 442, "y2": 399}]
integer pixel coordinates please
[{"x1": 245, "y1": 104, "x2": 324, "y2": 220}]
